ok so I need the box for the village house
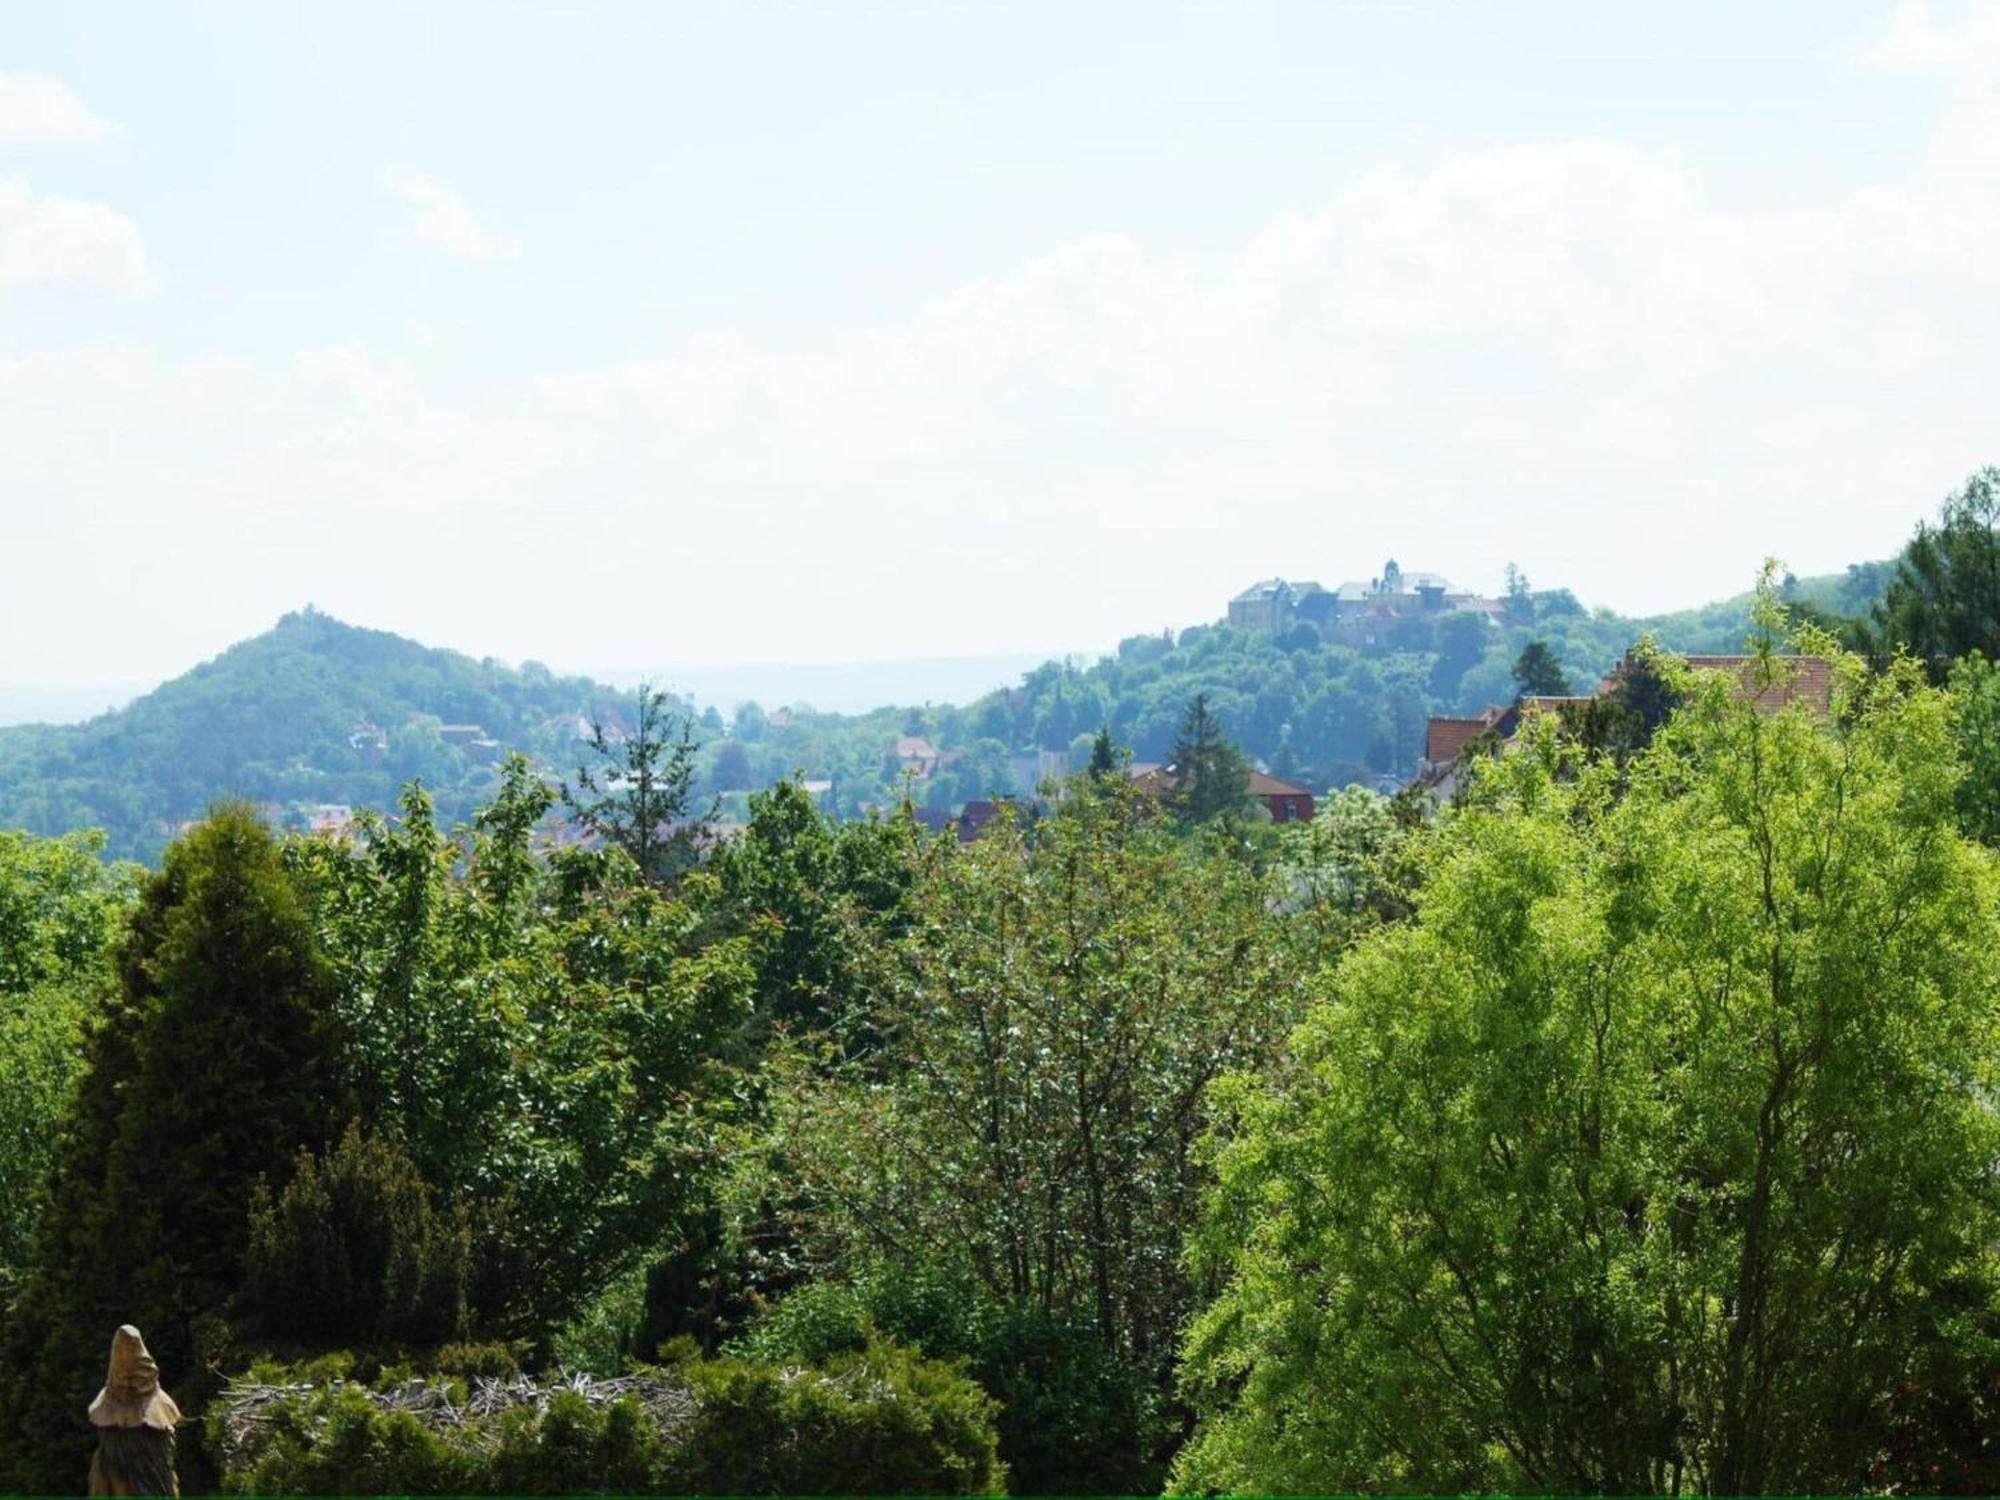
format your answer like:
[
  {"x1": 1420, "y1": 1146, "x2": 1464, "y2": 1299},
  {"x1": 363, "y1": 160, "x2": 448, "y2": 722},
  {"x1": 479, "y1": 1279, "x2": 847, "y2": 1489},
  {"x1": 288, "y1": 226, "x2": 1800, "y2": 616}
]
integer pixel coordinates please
[
  {"x1": 1415, "y1": 654, "x2": 1835, "y2": 800},
  {"x1": 1128, "y1": 763, "x2": 1317, "y2": 823}
]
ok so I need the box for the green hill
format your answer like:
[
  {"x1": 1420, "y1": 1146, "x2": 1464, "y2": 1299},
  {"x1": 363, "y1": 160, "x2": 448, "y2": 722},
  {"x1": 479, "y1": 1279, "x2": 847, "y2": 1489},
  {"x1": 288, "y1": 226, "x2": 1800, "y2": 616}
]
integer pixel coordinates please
[{"x1": 0, "y1": 564, "x2": 1892, "y2": 860}]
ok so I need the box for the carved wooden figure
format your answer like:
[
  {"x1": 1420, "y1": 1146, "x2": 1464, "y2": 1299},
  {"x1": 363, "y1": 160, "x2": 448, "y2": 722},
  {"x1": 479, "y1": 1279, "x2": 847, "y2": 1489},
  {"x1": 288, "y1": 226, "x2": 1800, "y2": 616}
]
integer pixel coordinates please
[{"x1": 87, "y1": 1325, "x2": 180, "y2": 1497}]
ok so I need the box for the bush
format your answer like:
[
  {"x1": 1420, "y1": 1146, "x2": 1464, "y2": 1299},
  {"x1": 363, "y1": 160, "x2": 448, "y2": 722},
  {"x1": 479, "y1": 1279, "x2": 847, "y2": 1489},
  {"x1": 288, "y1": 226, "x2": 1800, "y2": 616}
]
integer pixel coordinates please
[
  {"x1": 243, "y1": 1122, "x2": 471, "y2": 1348},
  {"x1": 743, "y1": 1276, "x2": 1160, "y2": 1494},
  {"x1": 211, "y1": 1341, "x2": 1003, "y2": 1496},
  {"x1": 664, "y1": 1340, "x2": 1003, "y2": 1495}
]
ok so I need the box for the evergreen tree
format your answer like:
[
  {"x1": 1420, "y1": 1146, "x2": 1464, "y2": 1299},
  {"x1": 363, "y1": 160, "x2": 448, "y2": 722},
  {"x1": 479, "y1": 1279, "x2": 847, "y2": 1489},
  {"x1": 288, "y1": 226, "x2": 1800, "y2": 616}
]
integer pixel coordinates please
[
  {"x1": 1168, "y1": 695, "x2": 1251, "y2": 825},
  {"x1": 0, "y1": 805, "x2": 347, "y2": 1492},
  {"x1": 562, "y1": 684, "x2": 713, "y2": 885},
  {"x1": 1088, "y1": 726, "x2": 1119, "y2": 778},
  {"x1": 1869, "y1": 467, "x2": 2000, "y2": 672},
  {"x1": 1510, "y1": 640, "x2": 1571, "y2": 699}
]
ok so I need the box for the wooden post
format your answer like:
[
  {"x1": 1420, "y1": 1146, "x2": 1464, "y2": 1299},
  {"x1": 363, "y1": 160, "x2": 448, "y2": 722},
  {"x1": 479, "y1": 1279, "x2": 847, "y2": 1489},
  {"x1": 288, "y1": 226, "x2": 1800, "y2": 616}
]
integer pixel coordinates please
[{"x1": 87, "y1": 1325, "x2": 180, "y2": 1497}]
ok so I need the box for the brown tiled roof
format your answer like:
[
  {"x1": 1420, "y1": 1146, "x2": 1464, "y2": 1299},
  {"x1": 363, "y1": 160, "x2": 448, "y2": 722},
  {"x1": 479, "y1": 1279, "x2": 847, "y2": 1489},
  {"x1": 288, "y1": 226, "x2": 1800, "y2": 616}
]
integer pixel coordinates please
[
  {"x1": 1678, "y1": 655, "x2": 1834, "y2": 716},
  {"x1": 1128, "y1": 765, "x2": 1312, "y2": 798},
  {"x1": 1425, "y1": 715, "x2": 1495, "y2": 766},
  {"x1": 1246, "y1": 770, "x2": 1312, "y2": 797}
]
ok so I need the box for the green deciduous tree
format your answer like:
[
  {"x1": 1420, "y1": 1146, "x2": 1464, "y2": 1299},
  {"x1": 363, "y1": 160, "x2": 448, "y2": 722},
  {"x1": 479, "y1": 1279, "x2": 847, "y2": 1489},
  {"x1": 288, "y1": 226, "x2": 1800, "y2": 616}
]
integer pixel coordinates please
[
  {"x1": 1176, "y1": 646, "x2": 2000, "y2": 1495},
  {"x1": 773, "y1": 777, "x2": 1299, "y2": 1490},
  {"x1": 0, "y1": 829, "x2": 136, "y2": 1278},
  {"x1": 289, "y1": 758, "x2": 755, "y2": 1342}
]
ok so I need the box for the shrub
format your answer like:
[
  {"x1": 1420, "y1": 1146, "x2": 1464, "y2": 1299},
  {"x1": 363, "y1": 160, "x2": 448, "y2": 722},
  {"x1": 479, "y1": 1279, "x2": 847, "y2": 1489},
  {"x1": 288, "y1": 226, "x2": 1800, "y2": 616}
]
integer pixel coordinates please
[
  {"x1": 243, "y1": 1122, "x2": 471, "y2": 1348},
  {"x1": 664, "y1": 1340, "x2": 1003, "y2": 1495},
  {"x1": 743, "y1": 1276, "x2": 1159, "y2": 1494},
  {"x1": 211, "y1": 1341, "x2": 1003, "y2": 1495}
]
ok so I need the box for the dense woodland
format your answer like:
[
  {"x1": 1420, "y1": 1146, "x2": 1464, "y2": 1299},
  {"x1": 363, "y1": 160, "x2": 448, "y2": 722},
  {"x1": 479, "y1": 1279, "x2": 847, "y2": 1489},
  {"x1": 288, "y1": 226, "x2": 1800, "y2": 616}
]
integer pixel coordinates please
[
  {"x1": 0, "y1": 556, "x2": 1890, "y2": 862},
  {"x1": 3, "y1": 470, "x2": 2000, "y2": 1493}
]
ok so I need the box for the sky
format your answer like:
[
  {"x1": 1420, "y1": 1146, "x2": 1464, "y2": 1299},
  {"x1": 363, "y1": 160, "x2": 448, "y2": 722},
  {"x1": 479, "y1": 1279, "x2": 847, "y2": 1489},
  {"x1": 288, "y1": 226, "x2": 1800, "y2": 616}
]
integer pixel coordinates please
[{"x1": 2, "y1": 0, "x2": 1998, "y2": 700}]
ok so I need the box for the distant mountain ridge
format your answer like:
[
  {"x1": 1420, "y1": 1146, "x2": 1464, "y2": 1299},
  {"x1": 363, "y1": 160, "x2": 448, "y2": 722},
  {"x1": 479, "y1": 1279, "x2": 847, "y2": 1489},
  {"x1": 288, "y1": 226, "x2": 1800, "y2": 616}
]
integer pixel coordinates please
[{"x1": 0, "y1": 565, "x2": 1891, "y2": 861}]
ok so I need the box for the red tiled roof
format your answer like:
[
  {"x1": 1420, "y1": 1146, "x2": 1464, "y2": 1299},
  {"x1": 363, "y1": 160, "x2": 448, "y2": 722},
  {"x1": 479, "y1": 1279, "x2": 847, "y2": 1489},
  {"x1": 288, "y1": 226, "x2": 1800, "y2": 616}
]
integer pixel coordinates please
[
  {"x1": 1128, "y1": 765, "x2": 1313, "y2": 799},
  {"x1": 1246, "y1": 770, "x2": 1312, "y2": 797},
  {"x1": 1678, "y1": 655, "x2": 1834, "y2": 716},
  {"x1": 1425, "y1": 715, "x2": 1495, "y2": 766}
]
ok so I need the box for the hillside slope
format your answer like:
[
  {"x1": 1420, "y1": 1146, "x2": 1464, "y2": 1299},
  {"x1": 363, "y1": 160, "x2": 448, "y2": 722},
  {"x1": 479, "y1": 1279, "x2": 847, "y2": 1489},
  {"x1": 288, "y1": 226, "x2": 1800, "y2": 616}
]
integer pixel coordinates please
[{"x1": 0, "y1": 565, "x2": 1891, "y2": 860}]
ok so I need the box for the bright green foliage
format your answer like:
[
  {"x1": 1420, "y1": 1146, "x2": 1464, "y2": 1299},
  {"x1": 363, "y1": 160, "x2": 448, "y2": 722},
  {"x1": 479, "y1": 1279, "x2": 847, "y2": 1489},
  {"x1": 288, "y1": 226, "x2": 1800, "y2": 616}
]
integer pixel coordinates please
[
  {"x1": 0, "y1": 828, "x2": 136, "y2": 1276},
  {"x1": 1870, "y1": 466, "x2": 2000, "y2": 670},
  {"x1": 243, "y1": 1123, "x2": 472, "y2": 1349},
  {"x1": 1166, "y1": 693, "x2": 1251, "y2": 824},
  {"x1": 1948, "y1": 650, "x2": 2000, "y2": 843},
  {"x1": 771, "y1": 777, "x2": 1297, "y2": 1490},
  {"x1": 1274, "y1": 784, "x2": 1415, "y2": 964},
  {"x1": 665, "y1": 1339, "x2": 1005, "y2": 1495},
  {"x1": 1176, "y1": 645, "x2": 2000, "y2": 1494},
  {"x1": 288, "y1": 759, "x2": 755, "y2": 1341},
  {"x1": 212, "y1": 1343, "x2": 1004, "y2": 1496},
  {"x1": 0, "y1": 805, "x2": 349, "y2": 1493}
]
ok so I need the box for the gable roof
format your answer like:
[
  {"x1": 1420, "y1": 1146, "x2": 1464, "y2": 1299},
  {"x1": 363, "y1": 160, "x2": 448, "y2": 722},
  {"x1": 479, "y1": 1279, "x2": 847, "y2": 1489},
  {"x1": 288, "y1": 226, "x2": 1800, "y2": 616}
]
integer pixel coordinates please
[{"x1": 1425, "y1": 714, "x2": 1500, "y2": 766}]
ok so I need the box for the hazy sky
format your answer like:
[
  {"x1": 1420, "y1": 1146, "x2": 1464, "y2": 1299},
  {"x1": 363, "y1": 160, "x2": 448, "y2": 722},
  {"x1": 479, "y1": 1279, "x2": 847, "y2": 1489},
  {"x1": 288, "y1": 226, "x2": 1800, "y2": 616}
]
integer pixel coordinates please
[{"x1": 2, "y1": 0, "x2": 1997, "y2": 690}]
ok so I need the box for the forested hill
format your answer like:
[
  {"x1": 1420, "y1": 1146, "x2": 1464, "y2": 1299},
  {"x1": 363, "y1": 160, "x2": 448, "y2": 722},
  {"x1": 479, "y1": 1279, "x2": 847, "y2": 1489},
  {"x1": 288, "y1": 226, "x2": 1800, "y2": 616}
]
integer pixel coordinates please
[{"x1": 0, "y1": 565, "x2": 1889, "y2": 860}]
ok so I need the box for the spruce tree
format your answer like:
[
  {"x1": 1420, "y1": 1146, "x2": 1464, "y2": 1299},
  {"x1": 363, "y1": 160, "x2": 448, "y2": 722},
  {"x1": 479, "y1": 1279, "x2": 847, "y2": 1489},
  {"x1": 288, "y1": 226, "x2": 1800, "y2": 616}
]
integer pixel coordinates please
[
  {"x1": 563, "y1": 684, "x2": 713, "y2": 885},
  {"x1": 1088, "y1": 726, "x2": 1119, "y2": 778},
  {"x1": 0, "y1": 805, "x2": 347, "y2": 1491},
  {"x1": 1510, "y1": 640, "x2": 1571, "y2": 699},
  {"x1": 1168, "y1": 695, "x2": 1251, "y2": 824}
]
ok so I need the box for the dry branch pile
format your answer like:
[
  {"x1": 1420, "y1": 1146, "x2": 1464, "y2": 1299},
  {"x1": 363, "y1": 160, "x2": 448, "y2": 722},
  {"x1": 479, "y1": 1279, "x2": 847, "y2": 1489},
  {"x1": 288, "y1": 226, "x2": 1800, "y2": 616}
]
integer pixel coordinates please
[{"x1": 212, "y1": 1370, "x2": 697, "y2": 1471}]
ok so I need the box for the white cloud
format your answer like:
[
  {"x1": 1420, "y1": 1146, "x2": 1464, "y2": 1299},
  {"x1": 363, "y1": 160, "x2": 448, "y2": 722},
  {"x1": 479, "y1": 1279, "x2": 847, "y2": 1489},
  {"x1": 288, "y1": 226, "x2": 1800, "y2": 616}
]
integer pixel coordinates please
[
  {"x1": 379, "y1": 164, "x2": 520, "y2": 261},
  {"x1": 1853, "y1": 0, "x2": 2000, "y2": 74},
  {"x1": 0, "y1": 173, "x2": 151, "y2": 294},
  {"x1": 0, "y1": 72, "x2": 114, "y2": 148},
  {"x1": 6, "y1": 32, "x2": 2000, "y2": 683}
]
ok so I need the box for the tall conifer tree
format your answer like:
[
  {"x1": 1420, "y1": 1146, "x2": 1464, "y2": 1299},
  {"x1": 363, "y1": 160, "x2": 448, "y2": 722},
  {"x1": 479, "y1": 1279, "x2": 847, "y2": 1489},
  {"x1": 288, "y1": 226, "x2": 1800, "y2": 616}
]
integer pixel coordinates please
[{"x1": 0, "y1": 805, "x2": 346, "y2": 1492}]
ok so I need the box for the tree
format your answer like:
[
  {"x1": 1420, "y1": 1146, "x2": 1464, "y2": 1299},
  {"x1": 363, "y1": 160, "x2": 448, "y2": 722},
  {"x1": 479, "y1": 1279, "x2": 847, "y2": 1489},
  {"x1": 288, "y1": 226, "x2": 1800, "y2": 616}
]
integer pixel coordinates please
[
  {"x1": 241, "y1": 1123, "x2": 472, "y2": 1349},
  {"x1": 1503, "y1": 562, "x2": 1535, "y2": 625},
  {"x1": 1869, "y1": 466, "x2": 2000, "y2": 671},
  {"x1": 0, "y1": 830, "x2": 136, "y2": 1277},
  {"x1": 1176, "y1": 645, "x2": 2000, "y2": 1495},
  {"x1": 772, "y1": 777, "x2": 1299, "y2": 1490},
  {"x1": 1166, "y1": 695, "x2": 1251, "y2": 825},
  {"x1": 0, "y1": 805, "x2": 349, "y2": 1492},
  {"x1": 1510, "y1": 639, "x2": 1571, "y2": 699},
  {"x1": 288, "y1": 759, "x2": 756, "y2": 1341},
  {"x1": 705, "y1": 777, "x2": 914, "y2": 1042},
  {"x1": 1088, "y1": 726, "x2": 1119, "y2": 778},
  {"x1": 563, "y1": 684, "x2": 713, "y2": 885}
]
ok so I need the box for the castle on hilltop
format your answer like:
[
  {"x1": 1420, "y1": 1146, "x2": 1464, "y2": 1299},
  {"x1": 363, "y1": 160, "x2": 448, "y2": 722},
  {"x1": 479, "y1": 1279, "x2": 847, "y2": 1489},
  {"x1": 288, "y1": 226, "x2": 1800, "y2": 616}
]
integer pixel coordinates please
[{"x1": 1227, "y1": 561, "x2": 1500, "y2": 641}]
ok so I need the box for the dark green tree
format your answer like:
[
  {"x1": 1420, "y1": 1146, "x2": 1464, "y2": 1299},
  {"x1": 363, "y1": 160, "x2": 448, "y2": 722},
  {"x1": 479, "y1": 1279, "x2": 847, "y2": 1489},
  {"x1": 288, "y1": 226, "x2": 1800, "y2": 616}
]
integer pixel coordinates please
[
  {"x1": 1167, "y1": 695, "x2": 1250, "y2": 825},
  {"x1": 1510, "y1": 639, "x2": 1571, "y2": 699},
  {"x1": 1869, "y1": 466, "x2": 2000, "y2": 672},
  {"x1": 241, "y1": 1122, "x2": 472, "y2": 1349},
  {"x1": 1088, "y1": 726, "x2": 1119, "y2": 778},
  {"x1": 562, "y1": 683, "x2": 713, "y2": 885},
  {"x1": 0, "y1": 805, "x2": 348, "y2": 1492}
]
